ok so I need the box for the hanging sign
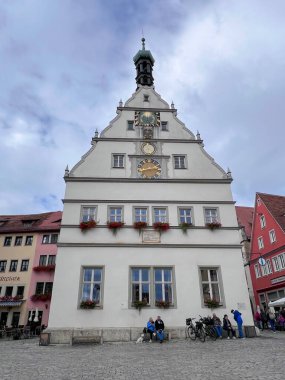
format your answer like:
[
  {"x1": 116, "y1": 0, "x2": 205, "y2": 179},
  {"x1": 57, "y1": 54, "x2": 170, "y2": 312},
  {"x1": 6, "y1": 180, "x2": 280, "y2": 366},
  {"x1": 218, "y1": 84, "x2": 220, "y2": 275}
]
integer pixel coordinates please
[{"x1": 258, "y1": 258, "x2": 266, "y2": 266}]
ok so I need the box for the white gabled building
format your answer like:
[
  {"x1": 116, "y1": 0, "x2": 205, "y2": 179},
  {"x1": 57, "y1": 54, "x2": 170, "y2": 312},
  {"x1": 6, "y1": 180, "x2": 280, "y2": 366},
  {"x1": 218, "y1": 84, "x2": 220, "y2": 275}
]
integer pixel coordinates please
[{"x1": 48, "y1": 39, "x2": 253, "y2": 343}]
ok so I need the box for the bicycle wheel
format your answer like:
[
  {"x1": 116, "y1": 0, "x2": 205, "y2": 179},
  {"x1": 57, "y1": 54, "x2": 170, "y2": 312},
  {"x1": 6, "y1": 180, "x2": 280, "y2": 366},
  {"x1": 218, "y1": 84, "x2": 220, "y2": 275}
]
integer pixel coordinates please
[
  {"x1": 198, "y1": 327, "x2": 206, "y2": 342},
  {"x1": 208, "y1": 327, "x2": 217, "y2": 341},
  {"x1": 187, "y1": 326, "x2": 196, "y2": 340}
]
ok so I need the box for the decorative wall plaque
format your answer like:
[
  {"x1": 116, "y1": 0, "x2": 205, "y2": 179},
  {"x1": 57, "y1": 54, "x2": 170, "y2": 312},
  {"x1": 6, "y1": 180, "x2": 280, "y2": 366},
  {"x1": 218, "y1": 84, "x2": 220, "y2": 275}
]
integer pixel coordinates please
[{"x1": 142, "y1": 230, "x2": 160, "y2": 243}]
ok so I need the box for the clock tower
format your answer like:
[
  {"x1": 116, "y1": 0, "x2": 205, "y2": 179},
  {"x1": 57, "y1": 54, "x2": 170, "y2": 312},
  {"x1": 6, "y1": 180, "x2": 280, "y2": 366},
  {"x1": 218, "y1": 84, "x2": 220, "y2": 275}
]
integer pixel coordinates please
[{"x1": 48, "y1": 39, "x2": 254, "y2": 343}]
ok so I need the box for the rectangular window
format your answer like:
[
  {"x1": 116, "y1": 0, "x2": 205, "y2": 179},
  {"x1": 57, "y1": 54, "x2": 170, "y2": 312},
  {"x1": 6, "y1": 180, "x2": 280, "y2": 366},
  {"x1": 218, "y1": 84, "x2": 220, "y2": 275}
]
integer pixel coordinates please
[
  {"x1": 153, "y1": 207, "x2": 168, "y2": 223},
  {"x1": 4, "y1": 237, "x2": 12, "y2": 246},
  {"x1": 35, "y1": 282, "x2": 44, "y2": 295},
  {"x1": 42, "y1": 234, "x2": 58, "y2": 244},
  {"x1": 0, "y1": 260, "x2": 7, "y2": 272},
  {"x1": 25, "y1": 236, "x2": 33, "y2": 246},
  {"x1": 161, "y1": 121, "x2": 168, "y2": 131},
  {"x1": 11, "y1": 312, "x2": 20, "y2": 328},
  {"x1": 131, "y1": 268, "x2": 150, "y2": 304},
  {"x1": 174, "y1": 155, "x2": 186, "y2": 169},
  {"x1": 127, "y1": 121, "x2": 134, "y2": 130},
  {"x1": 143, "y1": 94, "x2": 149, "y2": 102},
  {"x1": 16, "y1": 286, "x2": 24, "y2": 298},
  {"x1": 109, "y1": 207, "x2": 123, "y2": 222},
  {"x1": 48, "y1": 255, "x2": 56, "y2": 265},
  {"x1": 272, "y1": 256, "x2": 280, "y2": 272},
  {"x1": 5, "y1": 286, "x2": 13, "y2": 297},
  {"x1": 258, "y1": 236, "x2": 264, "y2": 250},
  {"x1": 20, "y1": 260, "x2": 29, "y2": 272},
  {"x1": 178, "y1": 208, "x2": 192, "y2": 224},
  {"x1": 112, "y1": 154, "x2": 125, "y2": 168},
  {"x1": 14, "y1": 236, "x2": 23, "y2": 246},
  {"x1": 261, "y1": 263, "x2": 268, "y2": 276},
  {"x1": 260, "y1": 215, "x2": 266, "y2": 229},
  {"x1": 266, "y1": 259, "x2": 272, "y2": 274},
  {"x1": 39, "y1": 255, "x2": 47, "y2": 266},
  {"x1": 81, "y1": 267, "x2": 103, "y2": 304},
  {"x1": 154, "y1": 268, "x2": 173, "y2": 304},
  {"x1": 9, "y1": 260, "x2": 18, "y2": 272},
  {"x1": 200, "y1": 268, "x2": 221, "y2": 304},
  {"x1": 269, "y1": 229, "x2": 276, "y2": 244},
  {"x1": 254, "y1": 264, "x2": 261, "y2": 278},
  {"x1": 134, "y1": 207, "x2": 148, "y2": 223},
  {"x1": 81, "y1": 207, "x2": 96, "y2": 222},
  {"x1": 279, "y1": 253, "x2": 285, "y2": 269},
  {"x1": 44, "y1": 282, "x2": 53, "y2": 295},
  {"x1": 204, "y1": 208, "x2": 219, "y2": 224}
]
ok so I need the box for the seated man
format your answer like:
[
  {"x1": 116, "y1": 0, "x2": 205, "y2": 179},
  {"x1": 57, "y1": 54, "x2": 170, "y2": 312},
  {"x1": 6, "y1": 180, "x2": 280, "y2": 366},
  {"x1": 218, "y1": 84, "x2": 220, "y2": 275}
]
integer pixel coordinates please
[
  {"x1": 223, "y1": 314, "x2": 236, "y2": 339},
  {"x1": 155, "y1": 315, "x2": 165, "y2": 343}
]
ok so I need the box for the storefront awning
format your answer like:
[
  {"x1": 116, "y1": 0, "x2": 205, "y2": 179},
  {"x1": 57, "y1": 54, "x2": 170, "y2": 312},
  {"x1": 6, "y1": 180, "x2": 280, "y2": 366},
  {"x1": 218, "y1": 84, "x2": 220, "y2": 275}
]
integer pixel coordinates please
[{"x1": 0, "y1": 301, "x2": 23, "y2": 307}]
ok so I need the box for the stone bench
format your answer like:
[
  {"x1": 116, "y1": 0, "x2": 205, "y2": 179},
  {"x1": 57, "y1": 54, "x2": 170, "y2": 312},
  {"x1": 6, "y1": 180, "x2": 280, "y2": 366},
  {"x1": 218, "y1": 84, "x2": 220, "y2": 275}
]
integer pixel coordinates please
[
  {"x1": 72, "y1": 335, "x2": 103, "y2": 345},
  {"x1": 143, "y1": 331, "x2": 171, "y2": 342}
]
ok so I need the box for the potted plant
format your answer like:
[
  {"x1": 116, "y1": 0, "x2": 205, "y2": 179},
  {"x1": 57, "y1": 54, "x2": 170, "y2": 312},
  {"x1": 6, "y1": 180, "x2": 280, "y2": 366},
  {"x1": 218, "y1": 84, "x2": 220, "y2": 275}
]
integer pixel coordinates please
[
  {"x1": 107, "y1": 221, "x2": 124, "y2": 235},
  {"x1": 33, "y1": 264, "x2": 56, "y2": 272},
  {"x1": 80, "y1": 299, "x2": 98, "y2": 309},
  {"x1": 155, "y1": 300, "x2": 170, "y2": 308},
  {"x1": 31, "y1": 294, "x2": 52, "y2": 302},
  {"x1": 133, "y1": 221, "x2": 147, "y2": 234},
  {"x1": 206, "y1": 222, "x2": 221, "y2": 230},
  {"x1": 133, "y1": 299, "x2": 148, "y2": 310},
  {"x1": 79, "y1": 220, "x2": 97, "y2": 231},
  {"x1": 153, "y1": 222, "x2": 170, "y2": 232},
  {"x1": 204, "y1": 298, "x2": 220, "y2": 309},
  {"x1": 179, "y1": 222, "x2": 192, "y2": 234}
]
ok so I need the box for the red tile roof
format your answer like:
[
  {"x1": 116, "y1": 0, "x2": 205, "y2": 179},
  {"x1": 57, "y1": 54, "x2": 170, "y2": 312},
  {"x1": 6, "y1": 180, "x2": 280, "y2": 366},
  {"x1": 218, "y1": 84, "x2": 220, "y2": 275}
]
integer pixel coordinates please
[
  {"x1": 0, "y1": 211, "x2": 62, "y2": 233},
  {"x1": 235, "y1": 206, "x2": 254, "y2": 239},
  {"x1": 258, "y1": 193, "x2": 285, "y2": 232}
]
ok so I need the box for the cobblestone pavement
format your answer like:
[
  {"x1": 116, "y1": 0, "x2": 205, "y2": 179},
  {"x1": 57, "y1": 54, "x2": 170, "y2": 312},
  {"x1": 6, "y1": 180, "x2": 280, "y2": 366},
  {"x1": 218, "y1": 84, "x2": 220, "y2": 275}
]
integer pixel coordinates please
[{"x1": 0, "y1": 330, "x2": 284, "y2": 380}]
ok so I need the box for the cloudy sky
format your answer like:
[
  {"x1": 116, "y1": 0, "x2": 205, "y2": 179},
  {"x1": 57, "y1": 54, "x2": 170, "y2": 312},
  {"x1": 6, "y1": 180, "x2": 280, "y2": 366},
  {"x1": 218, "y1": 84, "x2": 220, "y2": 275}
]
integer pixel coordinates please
[{"x1": 0, "y1": 0, "x2": 284, "y2": 215}]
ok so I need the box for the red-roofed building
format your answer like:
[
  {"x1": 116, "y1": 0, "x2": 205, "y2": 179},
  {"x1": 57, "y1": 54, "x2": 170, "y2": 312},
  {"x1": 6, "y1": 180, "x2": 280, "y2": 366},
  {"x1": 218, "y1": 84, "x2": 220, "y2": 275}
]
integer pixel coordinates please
[
  {"x1": 0, "y1": 212, "x2": 61, "y2": 328},
  {"x1": 249, "y1": 193, "x2": 285, "y2": 310}
]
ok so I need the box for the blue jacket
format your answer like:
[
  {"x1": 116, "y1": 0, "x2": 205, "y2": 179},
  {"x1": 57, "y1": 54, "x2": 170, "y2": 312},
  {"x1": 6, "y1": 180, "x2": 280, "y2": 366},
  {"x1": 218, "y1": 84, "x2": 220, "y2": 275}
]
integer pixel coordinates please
[
  {"x1": 147, "y1": 321, "x2": 155, "y2": 332},
  {"x1": 233, "y1": 310, "x2": 243, "y2": 324}
]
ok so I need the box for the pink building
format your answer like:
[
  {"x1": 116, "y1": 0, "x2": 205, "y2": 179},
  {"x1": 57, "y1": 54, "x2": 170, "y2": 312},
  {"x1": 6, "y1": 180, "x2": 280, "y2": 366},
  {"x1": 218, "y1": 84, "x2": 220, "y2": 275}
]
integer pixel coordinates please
[{"x1": 27, "y1": 211, "x2": 61, "y2": 327}]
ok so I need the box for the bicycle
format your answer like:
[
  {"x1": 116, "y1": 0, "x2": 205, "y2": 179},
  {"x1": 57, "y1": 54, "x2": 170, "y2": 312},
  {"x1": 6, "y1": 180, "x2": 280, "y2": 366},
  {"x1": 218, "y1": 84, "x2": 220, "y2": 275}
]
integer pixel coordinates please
[
  {"x1": 200, "y1": 316, "x2": 217, "y2": 341},
  {"x1": 185, "y1": 318, "x2": 206, "y2": 342}
]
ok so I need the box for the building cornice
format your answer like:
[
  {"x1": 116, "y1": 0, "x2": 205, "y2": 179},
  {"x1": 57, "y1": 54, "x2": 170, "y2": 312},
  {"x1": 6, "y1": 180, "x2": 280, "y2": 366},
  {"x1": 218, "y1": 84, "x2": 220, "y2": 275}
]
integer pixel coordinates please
[
  {"x1": 250, "y1": 244, "x2": 285, "y2": 264},
  {"x1": 64, "y1": 177, "x2": 233, "y2": 184},
  {"x1": 60, "y1": 225, "x2": 239, "y2": 231},
  {"x1": 117, "y1": 106, "x2": 177, "y2": 113},
  {"x1": 58, "y1": 242, "x2": 242, "y2": 249},
  {"x1": 62, "y1": 199, "x2": 236, "y2": 205},
  {"x1": 92, "y1": 137, "x2": 201, "y2": 144}
]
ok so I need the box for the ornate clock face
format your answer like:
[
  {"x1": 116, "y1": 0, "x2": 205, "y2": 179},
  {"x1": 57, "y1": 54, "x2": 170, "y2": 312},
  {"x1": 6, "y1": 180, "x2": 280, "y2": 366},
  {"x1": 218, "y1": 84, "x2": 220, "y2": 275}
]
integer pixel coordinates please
[
  {"x1": 140, "y1": 112, "x2": 156, "y2": 126},
  {"x1": 141, "y1": 142, "x2": 155, "y2": 155},
  {"x1": 137, "y1": 159, "x2": 161, "y2": 179}
]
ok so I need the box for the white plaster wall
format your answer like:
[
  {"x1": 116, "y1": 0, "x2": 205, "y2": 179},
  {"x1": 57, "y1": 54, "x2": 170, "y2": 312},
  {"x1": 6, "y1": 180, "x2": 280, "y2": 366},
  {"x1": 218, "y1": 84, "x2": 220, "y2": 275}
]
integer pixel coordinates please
[{"x1": 48, "y1": 246, "x2": 253, "y2": 329}]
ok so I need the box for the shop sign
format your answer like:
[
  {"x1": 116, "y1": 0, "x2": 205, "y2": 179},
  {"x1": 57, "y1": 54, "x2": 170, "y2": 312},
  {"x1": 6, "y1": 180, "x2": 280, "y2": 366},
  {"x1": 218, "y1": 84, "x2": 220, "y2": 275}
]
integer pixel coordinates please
[
  {"x1": 0, "y1": 276, "x2": 20, "y2": 282},
  {"x1": 271, "y1": 276, "x2": 285, "y2": 285}
]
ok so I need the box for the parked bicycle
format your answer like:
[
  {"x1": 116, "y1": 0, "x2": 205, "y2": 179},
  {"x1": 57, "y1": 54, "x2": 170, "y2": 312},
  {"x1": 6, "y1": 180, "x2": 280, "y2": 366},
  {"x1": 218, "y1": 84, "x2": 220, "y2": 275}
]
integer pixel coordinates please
[
  {"x1": 200, "y1": 316, "x2": 217, "y2": 341},
  {"x1": 185, "y1": 318, "x2": 206, "y2": 342}
]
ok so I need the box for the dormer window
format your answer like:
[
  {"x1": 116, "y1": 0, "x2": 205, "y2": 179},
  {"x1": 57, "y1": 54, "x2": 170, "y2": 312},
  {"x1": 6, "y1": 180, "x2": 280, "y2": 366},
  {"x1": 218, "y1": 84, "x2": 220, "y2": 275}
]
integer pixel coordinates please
[
  {"x1": 260, "y1": 215, "x2": 266, "y2": 229},
  {"x1": 22, "y1": 219, "x2": 37, "y2": 227},
  {"x1": 143, "y1": 94, "x2": 149, "y2": 102}
]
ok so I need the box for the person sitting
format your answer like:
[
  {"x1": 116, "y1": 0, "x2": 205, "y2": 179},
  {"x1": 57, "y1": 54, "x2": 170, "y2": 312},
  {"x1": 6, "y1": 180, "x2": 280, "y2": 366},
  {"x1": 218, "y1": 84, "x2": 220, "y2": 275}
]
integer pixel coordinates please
[
  {"x1": 146, "y1": 317, "x2": 156, "y2": 342},
  {"x1": 212, "y1": 313, "x2": 223, "y2": 339},
  {"x1": 223, "y1": 314, "x2": 236, "y2": 339},
  {"x1": 155, "y1": 316, "x2": 165, "y2": 343}
]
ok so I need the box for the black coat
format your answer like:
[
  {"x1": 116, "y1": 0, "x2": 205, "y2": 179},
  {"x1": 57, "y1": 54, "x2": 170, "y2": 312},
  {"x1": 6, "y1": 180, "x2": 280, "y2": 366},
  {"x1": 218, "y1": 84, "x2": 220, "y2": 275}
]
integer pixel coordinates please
[
  {"x1": 223, "y1": 318, "x2": 233, "y2": 330},
  {"x1": 155, "y1": 319, "x2": 164, "y2": 331}
]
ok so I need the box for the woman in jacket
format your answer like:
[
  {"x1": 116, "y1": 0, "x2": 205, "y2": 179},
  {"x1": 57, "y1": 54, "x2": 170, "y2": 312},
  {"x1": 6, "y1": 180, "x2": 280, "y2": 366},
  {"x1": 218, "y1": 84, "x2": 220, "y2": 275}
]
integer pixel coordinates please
[
  {"x1": 146, "y1": 317, "x2": 156, "y2": 342},
  {"x1": 223, "y1": 314, "x2": 236, "y2": 339}
]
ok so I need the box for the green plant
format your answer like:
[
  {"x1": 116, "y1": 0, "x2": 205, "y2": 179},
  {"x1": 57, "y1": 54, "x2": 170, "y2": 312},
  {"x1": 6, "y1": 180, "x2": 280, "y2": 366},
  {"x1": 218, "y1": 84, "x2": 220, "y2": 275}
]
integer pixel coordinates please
[
  {"x1": 80, "y1": 300, "x2": 98, "y2": 309},
  {"x1": 204, "y1": 298, "x2": 220, "y2": 309},
  {"x1": 153, "y1": 222, "x2": 170, "y2": 232},
  {"x1": 80, "y1": 220, "x2": 97, "y2": 230},
  {"x1": 133, "y1": 300, "x2": 148, "y2": 310},
  {"x1": 107, "y1": 221, "x2": 124, "y2": 235},
  {"x1": 155, "y1": 300, "x2": 170, "y2": 308},
  {"x1": 206, "y1": 222, "x2": 221, "y2": 230},
  {"x1": 179, "y1": 222, "x2": 192, "y2": 233}
]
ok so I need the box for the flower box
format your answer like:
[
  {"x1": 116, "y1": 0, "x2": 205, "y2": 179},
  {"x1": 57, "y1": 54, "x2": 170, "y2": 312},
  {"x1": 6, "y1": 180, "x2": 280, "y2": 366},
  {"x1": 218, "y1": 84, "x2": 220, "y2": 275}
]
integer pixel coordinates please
[
  {"x1": 79, "y1": 220, "x2": 97, "y2": 230},
  {"x1": 31, "y1": 294, "x2": 52, "y2": 302},
  {"x1": 107, "y1": 221, "x2": 124, "y2": 235},
  {"x1": 133, "y1": 221, "x2": 147, "y2": 234},
  {"x1": 179, "y1": 222, "x2": 193, "y2": 233},
  {"x1": 0, "y1": 295, "x2": 23, "y2": 301},
  {"x1": 155, "y1": 300, "x2": 171, "y2": 308},
  {"x1": 153, "y1": 222, "x2": 170, "y2": 232},
  {"x1": 80, "y1": 300, "x2": 98, "y2": 309},
  {"x1": 133, "y1": 300, "x2": 148, "y2": 310},
  {"x1": 33, "y1": 265, "x2": 56, "y2": 272},
  {"x1": 206, "y1": 222, "x2": 221, "y2": 230},
  {"x1": 204, "y1": 298, "x2": 220, "y2": 309}
]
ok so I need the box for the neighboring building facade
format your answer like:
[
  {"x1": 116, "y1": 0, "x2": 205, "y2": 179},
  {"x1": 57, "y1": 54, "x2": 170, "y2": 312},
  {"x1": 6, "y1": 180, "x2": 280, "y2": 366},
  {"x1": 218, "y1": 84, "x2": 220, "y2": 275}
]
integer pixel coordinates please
[
  {"x1": 48, "y1": 40, "x2": 253, "y2": 343},
  {"x1": 0, "y1": 212, "x2": 61, "y2": 327},
  {"x1": 236, "y1": 206, "x2": 255, "y2": 311},
  {"x1": 249, "y1": 193, "x2": 285, "y2": 310}
]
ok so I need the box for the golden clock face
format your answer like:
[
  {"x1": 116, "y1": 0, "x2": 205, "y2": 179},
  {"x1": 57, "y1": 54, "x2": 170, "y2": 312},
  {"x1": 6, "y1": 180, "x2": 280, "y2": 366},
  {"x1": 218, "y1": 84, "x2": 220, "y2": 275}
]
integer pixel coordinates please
[
  {"x1": 140, "y1": 112, "x2": 156, "y2": 126},
  {"x1": 137, "y1": 159, "x2": 161, "y2": 179},
  {"x1": 141, "y1": 142, "x2": 155, "y2": 155}
]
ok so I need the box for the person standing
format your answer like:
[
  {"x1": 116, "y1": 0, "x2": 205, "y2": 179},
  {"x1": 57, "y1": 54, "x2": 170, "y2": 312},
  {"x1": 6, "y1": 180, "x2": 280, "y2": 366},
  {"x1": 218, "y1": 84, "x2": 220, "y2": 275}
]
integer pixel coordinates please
[
  {"x1": 267, "y1": 307, "x2": 276, "y2": 333},
  {"x1": 146, "y1": 317, "x2": 156, "y2": 342},
  {"x1": 223, "y1": 314, "x2": 236, "y2": 339},
  {"x1": 260, "y1": 309, "x2": 268, "y2": 330},
  {"x1": 155, "y1": 316, "x2": 165, "y2": 343},
  {"x1": 212, "y1": 313, "x2": 223, "y2": 339},
  {"x1": 231, "y1": 309, "x2": 244, "y2": 338},
  {"x1": 254, "y1": 309, "x2": 262, "y2": 330}
]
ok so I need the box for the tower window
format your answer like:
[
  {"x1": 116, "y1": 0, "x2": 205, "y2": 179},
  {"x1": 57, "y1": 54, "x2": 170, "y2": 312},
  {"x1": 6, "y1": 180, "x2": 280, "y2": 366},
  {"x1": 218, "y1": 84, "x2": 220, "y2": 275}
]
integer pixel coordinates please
[
  {"x1": 143, "y1": 94, "x2": 149, "y2": 102},
  {"x1": 112, "y1": 154, "x2": 125, "y2": 168},
  {"x1": 127, "y1": 121, "x2": 134, "y2": 130},
  {"x1": 161, "y1": 122, "x2": 168, "y2": 131}
]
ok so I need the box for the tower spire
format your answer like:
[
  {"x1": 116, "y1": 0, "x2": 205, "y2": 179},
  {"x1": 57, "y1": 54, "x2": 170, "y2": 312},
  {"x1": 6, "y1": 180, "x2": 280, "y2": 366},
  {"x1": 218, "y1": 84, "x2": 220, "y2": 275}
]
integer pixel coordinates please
[{"x1": 133, "y1": 38, "x2": 155, "y2": 89}]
